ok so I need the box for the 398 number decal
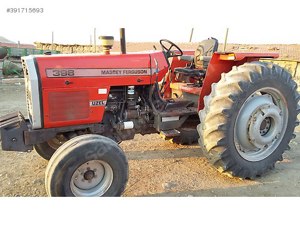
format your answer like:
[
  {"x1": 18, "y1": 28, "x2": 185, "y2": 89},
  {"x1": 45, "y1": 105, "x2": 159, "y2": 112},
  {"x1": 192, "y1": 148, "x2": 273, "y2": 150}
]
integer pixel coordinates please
[{"x1": 52, "y1": 69, "x2": 75, "y2": 76}]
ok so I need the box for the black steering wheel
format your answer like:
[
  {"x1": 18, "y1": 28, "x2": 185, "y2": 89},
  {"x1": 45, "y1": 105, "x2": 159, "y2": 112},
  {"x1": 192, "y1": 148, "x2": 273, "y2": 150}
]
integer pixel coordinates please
[{"x1": 159, "y1": 39, "x2": 183, "y2": 58}]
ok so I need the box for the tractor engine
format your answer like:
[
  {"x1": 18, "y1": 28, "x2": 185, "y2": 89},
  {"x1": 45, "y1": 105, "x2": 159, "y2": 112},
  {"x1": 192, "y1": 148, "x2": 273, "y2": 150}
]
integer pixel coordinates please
[{"x1": 104, "y1": 85, "x2": 155, "y2": 142}]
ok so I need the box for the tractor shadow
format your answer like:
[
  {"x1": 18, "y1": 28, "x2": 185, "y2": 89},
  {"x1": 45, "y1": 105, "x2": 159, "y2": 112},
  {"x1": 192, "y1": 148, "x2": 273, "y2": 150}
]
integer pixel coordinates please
[
  {"x1": 125, "y1": 146, "x2": 203, "y2": 161},
  {"x1": 122, "y1": 133, "x2": 300, "y2": 197}
]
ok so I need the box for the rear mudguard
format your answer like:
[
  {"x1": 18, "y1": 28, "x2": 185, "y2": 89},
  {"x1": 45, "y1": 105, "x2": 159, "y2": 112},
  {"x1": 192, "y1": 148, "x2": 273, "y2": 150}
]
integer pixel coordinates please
[{"x1": 197, "y1": 52, "x2": 279, "y2": 111}]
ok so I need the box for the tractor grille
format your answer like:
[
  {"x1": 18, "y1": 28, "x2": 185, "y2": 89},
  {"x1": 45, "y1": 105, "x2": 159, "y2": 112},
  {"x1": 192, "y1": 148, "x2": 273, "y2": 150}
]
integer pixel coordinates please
[
  {"x1": 48, "y1": 91, "x2": 89, "y2": 122},
  {"x1": 21, "y1": 59, "x2": 33, "y2": 123}
]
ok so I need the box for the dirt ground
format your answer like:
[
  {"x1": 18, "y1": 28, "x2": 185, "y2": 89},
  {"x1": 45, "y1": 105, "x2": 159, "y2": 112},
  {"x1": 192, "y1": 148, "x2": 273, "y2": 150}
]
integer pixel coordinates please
[{"x1": 1, "y1": 81, "x2": 300, "y2": 197}]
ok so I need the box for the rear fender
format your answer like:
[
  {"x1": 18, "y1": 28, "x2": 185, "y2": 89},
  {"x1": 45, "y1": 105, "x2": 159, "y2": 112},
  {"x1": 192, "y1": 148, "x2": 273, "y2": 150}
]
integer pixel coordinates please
[{"x1": 197, "y1": 52, "x2": 279, "y2": 111}]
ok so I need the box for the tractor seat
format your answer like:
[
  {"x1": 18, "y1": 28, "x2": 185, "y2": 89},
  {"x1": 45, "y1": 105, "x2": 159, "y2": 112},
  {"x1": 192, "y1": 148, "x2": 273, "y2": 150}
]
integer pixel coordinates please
[
  {"x1": 173, "y1": 67, "x2": 205, "y2": 78},
  {"x1": 173, "y1": 37, "x2": 219, "y2": 78}
]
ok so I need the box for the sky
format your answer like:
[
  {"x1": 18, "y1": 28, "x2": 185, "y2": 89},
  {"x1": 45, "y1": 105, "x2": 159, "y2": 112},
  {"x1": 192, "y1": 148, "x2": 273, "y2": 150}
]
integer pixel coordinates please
[{"x1": 0, "y1": 0, "x2": 299, "y2": 45}]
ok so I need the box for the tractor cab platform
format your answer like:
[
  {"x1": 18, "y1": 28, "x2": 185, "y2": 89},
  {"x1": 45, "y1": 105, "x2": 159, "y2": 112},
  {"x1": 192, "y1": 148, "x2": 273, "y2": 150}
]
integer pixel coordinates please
[
  {"x1": 167, "y1": 37, "x2": 219, "y2": 102},
  {"x1": 169, "y1": 82, "x2": 202, "y2": 107},
  {"x1": 170, "y1": 82, "x2": 202, "y2": 96}
]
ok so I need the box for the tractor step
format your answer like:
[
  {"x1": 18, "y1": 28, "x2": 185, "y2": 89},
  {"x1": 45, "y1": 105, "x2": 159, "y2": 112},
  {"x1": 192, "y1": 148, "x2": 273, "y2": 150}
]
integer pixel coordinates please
[
  {"x1": 158, "y1": 107, "x2": 198, "y2": 117},
  {"x1": 160, "y1": 129, "x2": 180, "y2": 139}
]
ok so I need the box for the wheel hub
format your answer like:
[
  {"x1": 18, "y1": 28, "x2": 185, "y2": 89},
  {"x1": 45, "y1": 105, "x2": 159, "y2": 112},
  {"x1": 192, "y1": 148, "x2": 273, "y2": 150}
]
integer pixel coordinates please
[
  {"x1": 84, "y1": 170, "x2": 95, "y2": 181},
  {"x1": 248, "y1": 104, "x2": 282, "y2": 149},
  {"x1": 235, "y1": 91, "x2": 287, "y2": 161},
  {"x1": 70, "y1": 160, "x2": 113, "y2": 196},
  {"x1": 260, "y1": 117, "x2": 271, "y2": 136}
]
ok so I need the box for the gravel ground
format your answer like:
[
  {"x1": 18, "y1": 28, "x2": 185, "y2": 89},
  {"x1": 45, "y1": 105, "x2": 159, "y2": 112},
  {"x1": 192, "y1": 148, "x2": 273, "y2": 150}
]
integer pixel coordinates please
[{"x1": 1, "y1": 82, "x2": 300, "y2": 197}]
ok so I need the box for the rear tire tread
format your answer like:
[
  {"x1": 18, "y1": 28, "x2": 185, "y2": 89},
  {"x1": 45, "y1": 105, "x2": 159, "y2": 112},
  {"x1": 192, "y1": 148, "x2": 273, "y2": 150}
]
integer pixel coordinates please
[{"x1": 197, "y1": 62, "x2": 299, "y2": 179}]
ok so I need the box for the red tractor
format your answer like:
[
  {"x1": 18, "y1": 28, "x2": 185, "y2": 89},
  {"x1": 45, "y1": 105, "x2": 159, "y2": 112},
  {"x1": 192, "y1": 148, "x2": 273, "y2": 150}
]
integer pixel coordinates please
[{"x1": 1, "y1": 30, "x2": 299, "y2": 196}]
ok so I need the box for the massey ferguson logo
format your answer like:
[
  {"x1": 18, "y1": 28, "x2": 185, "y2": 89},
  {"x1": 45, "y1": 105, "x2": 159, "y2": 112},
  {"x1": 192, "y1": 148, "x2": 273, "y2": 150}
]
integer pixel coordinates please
[
  {"x1": 101, "y1": 69, "x2": 148, "y2": 75},
  {"x1": 46, "y1": 68, "x2": 151, "y2": 77}
]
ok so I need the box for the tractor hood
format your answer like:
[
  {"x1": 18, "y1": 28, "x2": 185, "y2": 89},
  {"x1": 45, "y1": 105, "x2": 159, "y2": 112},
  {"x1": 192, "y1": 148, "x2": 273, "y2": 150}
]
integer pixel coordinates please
[
  {"x1": 21, "y1": 51, "x2": 169, "y2": 129},
  {"x1": 30, "y1": 51, "x2": 169, "y2": 88}
]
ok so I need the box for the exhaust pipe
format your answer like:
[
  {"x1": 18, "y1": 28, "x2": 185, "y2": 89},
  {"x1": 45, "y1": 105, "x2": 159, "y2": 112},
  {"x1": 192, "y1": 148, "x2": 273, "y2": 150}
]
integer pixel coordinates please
[{"x1": 120, "y1": 28, "x2": 126, "y2": 54}]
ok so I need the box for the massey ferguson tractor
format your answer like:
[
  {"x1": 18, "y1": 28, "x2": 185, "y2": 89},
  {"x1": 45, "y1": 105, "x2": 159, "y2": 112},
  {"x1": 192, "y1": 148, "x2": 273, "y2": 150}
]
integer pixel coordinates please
[{"x1": 0, "y1": 29, "x2": 299, "y2": 197}]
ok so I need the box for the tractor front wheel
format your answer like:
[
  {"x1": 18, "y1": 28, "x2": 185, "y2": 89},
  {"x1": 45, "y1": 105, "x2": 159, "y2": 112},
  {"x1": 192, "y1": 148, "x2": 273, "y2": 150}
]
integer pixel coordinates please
[
  {"x1": 45, "y1": 134, "x2": 128, "y2": 196},
  {"x1": 34, "y1": 142, "x2": 55, "y2": 160},
  {"x1": 34, "y1": 135, "x2": 68, "y2": 160},
  {"x1": 198, "y1": 62, "x2": 299, "y2": 179}
]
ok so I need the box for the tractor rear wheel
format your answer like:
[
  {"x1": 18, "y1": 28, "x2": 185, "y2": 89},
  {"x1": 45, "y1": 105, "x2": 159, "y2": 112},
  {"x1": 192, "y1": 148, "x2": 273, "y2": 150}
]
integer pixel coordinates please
[
  {"x1": 197, "y1": 62, "x2": 299, "y2": 179},
  {"x1": 45, "y1": 134, "x2": 128, "y2": 197}
]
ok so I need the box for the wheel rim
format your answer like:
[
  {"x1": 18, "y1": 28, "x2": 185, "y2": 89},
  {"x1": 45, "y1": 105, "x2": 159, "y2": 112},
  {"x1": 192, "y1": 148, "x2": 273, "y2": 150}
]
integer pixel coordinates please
[
  {"x1": 70, "y1": 160, "x2": 113, "y2": 197},
  {"x1": 234, "y1": 87, "x2": 288, "y2": 161}
]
